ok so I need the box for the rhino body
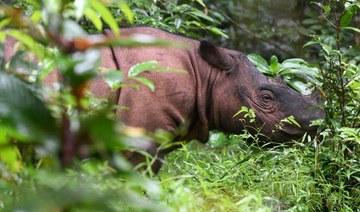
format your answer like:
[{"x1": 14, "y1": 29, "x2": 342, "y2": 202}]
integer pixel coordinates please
[{"x1": 3, "y1": 27, "x2": 324, "y2": 171}]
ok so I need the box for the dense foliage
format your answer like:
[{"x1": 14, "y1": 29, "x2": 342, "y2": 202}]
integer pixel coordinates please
[{"x1": 0, "y1": 0, "x2": 359, "y2": 211}]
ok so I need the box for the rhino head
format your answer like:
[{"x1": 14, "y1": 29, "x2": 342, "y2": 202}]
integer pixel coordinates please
[{"x1": 199, "y1": 40, "x2": 324, "y2": 142}]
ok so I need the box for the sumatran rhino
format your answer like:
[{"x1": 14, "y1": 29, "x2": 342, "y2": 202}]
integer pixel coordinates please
[
  {"x1": 3, "y1": 27, "x2": 324, "y2": 171},
  {"x1": 102, "y1": 27, "x2": 324, "y2": 170}
]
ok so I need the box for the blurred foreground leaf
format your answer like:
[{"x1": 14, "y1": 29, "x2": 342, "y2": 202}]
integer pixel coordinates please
[{"x1": 0, "y1": 72, "x2": 58, "y2": 142}]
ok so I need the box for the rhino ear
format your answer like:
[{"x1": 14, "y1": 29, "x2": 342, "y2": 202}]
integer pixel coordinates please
[{"x1": 199, "y1": 40, "x2": 235, "y2": 72}]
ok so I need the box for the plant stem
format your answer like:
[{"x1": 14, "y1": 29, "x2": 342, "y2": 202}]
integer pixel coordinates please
[{"x1": 335, "y1": 14, "x2": 347, "y2": 128}]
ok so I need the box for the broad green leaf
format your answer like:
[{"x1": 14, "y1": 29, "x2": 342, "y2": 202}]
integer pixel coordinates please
[
  {"x1": 303, "y1": 40, "x2": 319, "y2": 48},
  {"x1": 269, "y1": 55, "x2": 281, "y2": 74},
  {"x1": 302, "y1": 18, "x2": 319, "y2": 25},
  {"x1": 312, "y1": 2, "x2": 330, "y2": 17},
  {"x1": 128, "y1": 60, "x2": 186, "y2": 78},
  {"x1": 322, "y1": 5, "x2": 331, "y2": 16},
  {"x1": 189, "y1": 10, "x2": 214, "y2": 22},
  {"x1": 84, "y1": 7, "x2": 103, "y2": 31},
  {"x1": 89, "y1": 0, "x2": 119, "y2": 35},
  {"x1": 5, "y1": 29, "x2": 45, "y2": 59},
  {"x1": 0, "y1": 31, "x2": 6, "y2": 44},
  {"x1": 119, "y1": 0, "x2": 134, "y2": 24},
  {"x1": 208, "y1": 27, "x2": 229, "y2": 39},
  {"x1": 104, "y1": 69, "x2": 124, "y2": 90},
  {"x1": 185, "y1": 20, "x2": 201, "y2": 27},
  {"x1": 343, "y1": 26, "x2": 360, "y2": 33},
  {"x1": 247, "y1": 54, "x2": 270, "y2": 73},
  {"x1": 338, "y1": 127, "x2": 360, "y2": 143},
  {"x1": 83, "y1": 111, "x2": 125, "y2": 150},
  {"x1": 0, "y1": 72, "x2": 58, "y2": 142},
  {"x1": 128, "y1": 61, "x2": 159, "y2": 77},
  {"x1": 22, "y1": 0, "x2": 41, "y2": 8},
  {"x1": 30, "y1": 11, "x2": 42, "y2": 23},
  {"x1": 195, "y1": 0, "x2": 206, "y2": 7},
  {"x1": 233, "y1": 106, "x2": 249, "y2": 118},
  {"x1": 0, "y1": 130, "x2": 22, "y2": 171},
  {"x1": 281, "y1": 59, "x2": 318, "y2": 76},
  {"x1": 320, "y1": 43, "x2": 332, "y2": 55},
  {"x1": 287, "y1": 81, "x2": 309, "y2": 94},
  {"x1": 174, "y1": 18, "x2": 182, "y2": 29},
  {"x1": 0, "y1": 18, "x2": 11, "y2": 29},
  {"x1": 338, "y1": 127, "x2": 359, "y2": 137},
  {"x1": 282, "y1": 116, "x2": 301, "y2": 128},
  {"x1": 208, "y1": 132, "x2": 227, "y2": 147},
  {"x1": 133, "y1": 76, "x2": 155, "y2": 91},
  {"x1": 340, "y1": 4, "x2": 357, "y2": 27},
  {"x1": 38, "y1": 60, "x2": 56, "y2": 81}
]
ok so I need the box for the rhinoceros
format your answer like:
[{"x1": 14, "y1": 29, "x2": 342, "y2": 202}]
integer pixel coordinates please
[{"x1": 3, "y1": 27, "x2": 324, "y2": 171}]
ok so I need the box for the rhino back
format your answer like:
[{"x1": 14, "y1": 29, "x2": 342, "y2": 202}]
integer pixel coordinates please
[{"x1": 108, "y1": 28, "x2": 201, "y2": 136}]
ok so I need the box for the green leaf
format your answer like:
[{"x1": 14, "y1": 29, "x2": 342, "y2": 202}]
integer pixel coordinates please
[
  {"x1": 312, "y1": 2, "x2": 330, "y2": 17},
  {"x1": 38, "y1": 60, "x2": 56, "y2": 81},
  {"x1": 0, "y1": 72, "x2": 58, "y2": 142},
  {"x1": 89, "y1": 0, "x2": 120, "y2": 35},
  {"x1": 247, "y1": 54, "x2": 270, "y2": 73},
  {"x1": 282, "y1": 116, "x2": 301, "y2": 128},
  {"x1": 340, "y1": 4, "x2": 357, "y2": 27},
  {"x1": 303, "y1": 40, "x2": 319, "y2": 48},
  {"x1": 343, "y1": 26, "x2": 360, "y2": 33},
  {"x1": 133, "y1": 76, "x2": 155, "y2": 91},
  {"x1": 104, "y1": 69, "x2": 124, "y2": 90},
  {"x1": 189, "y1": 10, "x2": 214, "y2": 22},
  {"x1": 0, "y1": 130, "x2": 22, "y2": 171},
  {"x1": 30, "y1": 10, "x2": 42, "y2": 23},
  {"x1": 5, "y1": 29, "x2": 45, "y2": 59},
  {"x1": 208, "y1": 27, "x2": 229, "y2": 39},
  {"x1": 0, "y1": 18, "x2": 11, "y2": 29},
  {"x1": 84, "y1": 7, "x2": 103, "y2": 31},
  {"x1": 194, "y1": 0, "x2": 206, "y2": 7},
  {"x1": 127, "y1": 60, "x2": 186, "y2": 78},
  {"x1": 22, "y1": 0, "x2": 41, "y2": 8},
  {"x1": 128, "y1": 60, "x2": 159, "y2": 77},
  {"x1": 233, "y1": 106, "x2": 249, "y2": 118},
  {"x1": 338, "y1": 127, "x2": 359, "y2": 137},
  {"x1": 269, "y1": 55, "x2": 281, "y2": 74},
  {"x1": 119, "y1": 0, "x2": 134, "y2": 24},
  {"x1": 280, "y1": 58, "x2": 319, "y2": 76},
  {"x1": 174, "y1": 18, "x2": 182, "y2": 29},
  {"x1": 322, "y1": 5, "x2": 331, "y2": 16},
  {"x1": 321, "y1": 43, "x2": 332, "y2": 55}
]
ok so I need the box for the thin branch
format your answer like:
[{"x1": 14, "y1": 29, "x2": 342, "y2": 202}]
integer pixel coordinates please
[
  {"x1": 221, "y1": 12, "x2": 297, "y2": 58},
  {"x1": 319, "y1": 13, "x2": 337, "y2": 29}
]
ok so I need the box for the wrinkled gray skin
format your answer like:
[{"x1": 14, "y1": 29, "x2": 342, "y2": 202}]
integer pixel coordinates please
[{"x1": 3, "y1": 27, "x2": 325, "y2": 172}]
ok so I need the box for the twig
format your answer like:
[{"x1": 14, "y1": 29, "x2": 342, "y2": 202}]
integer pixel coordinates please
[{"x1": 221, "y1": 12, "x2": 297, "y2": 58}]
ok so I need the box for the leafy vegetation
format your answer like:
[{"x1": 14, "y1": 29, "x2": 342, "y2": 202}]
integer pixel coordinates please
[{"x1": 0, "y1": 0, "x2": 359, "y2": 211}]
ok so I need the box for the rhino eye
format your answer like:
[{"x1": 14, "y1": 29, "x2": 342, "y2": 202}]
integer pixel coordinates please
[
  {"x1": 259, "y1": 90, "x2": 275, "y2": 105},
  {"x1": 262, "y1": 94, "x2": 272, "y2": 102}
]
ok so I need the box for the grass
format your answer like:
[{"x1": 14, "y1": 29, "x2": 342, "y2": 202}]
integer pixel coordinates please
[
  {"x1": 156, "y1": 132, "x2": 358, "y2": 211},
  {"x1": 2, "y1": 131, "x2": 359, "y2": 211}
]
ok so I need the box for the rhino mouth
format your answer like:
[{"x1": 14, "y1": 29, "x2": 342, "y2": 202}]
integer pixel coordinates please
[{"x1": 277, "y1": 125, "x2": 307, "y2": 141}]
